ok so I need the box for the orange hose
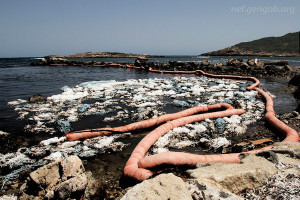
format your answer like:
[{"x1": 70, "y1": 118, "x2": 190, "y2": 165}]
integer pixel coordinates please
[
  {"x1": 124, "y1": 107, "x2": 245, "y2": 181},
  {"x1": 65, "y1": 67, "x2": 299, "y2": 181},
  {"x1": 66, "y1": 103, "x2": 235, "y2": 141}
]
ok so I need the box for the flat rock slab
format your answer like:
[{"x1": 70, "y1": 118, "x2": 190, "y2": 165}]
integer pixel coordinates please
[
  {"x1": 121, "y1": 173, "x2": 192, "y2": 200},
  {"x1": 188, "y1": 154, "x2": 278, "y2": 193},
  {"x1": 187, "y1": 178, "x2": 243, "y2": 200},
  {"x1": 272, "y1": 142, "x2": 300, "y2": 158}
]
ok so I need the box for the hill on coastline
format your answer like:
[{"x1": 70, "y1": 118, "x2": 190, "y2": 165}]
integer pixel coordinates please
[{"x1": 201, "y1": 31, "x2": 300, "y2": 57}]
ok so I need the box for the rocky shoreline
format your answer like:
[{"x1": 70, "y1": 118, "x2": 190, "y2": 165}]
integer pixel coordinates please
[
  {"x1": 1, "y1": 141, "x2": 299, "y2": 199},
  {"x1": 1, "y1": 58, "x2": 299, "y2": 199},
  {"x1": 31, "y1": 56, "x2": 300, "y2": 78}
]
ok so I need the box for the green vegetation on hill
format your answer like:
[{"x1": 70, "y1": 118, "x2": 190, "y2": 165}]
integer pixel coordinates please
[
  {"x1": 236, "y1": 32, "x2": 299, "y2": 54},
  {"x1": 202, "y1": 31, "x2": 300, "y2": 57}
]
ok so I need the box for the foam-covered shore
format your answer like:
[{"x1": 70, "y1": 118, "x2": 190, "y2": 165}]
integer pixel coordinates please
[{"x1": 2, "y1": 73, "x2": 299, "y2": 199}]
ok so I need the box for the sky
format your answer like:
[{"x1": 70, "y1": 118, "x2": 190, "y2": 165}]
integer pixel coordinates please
[{"x1": 0, "y1": 0, "x2": 299, "y2": 57}]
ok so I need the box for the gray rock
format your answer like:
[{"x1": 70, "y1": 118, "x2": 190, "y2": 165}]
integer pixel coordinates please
[
  {"x1": 23, "y1": 156, "x2": 90, "y2": 200},
  {"x1": 61, "y1": 155, "x2": 85, "y2": 181},
  {"x1": 55, "y1": 175, "x2": 87, "y2": 199},
  {"x1": 271, "y1": 142, "x2": 300, "y2": 159},
  {"x1": 121, "y1": 173, "x2": 192, "y2": 200},
  {"x1": 29, "y1": 161, "x2": 60, "y2": 188},
  {"x1": 83, "y1": 171, "x2": 101, "y2": 200},
  {"x1": 187, "y1": 179, "x2": 243, "y2": 200},
  {"x1": 188, "y1": 154, "x2": 278, "y2": 194}
]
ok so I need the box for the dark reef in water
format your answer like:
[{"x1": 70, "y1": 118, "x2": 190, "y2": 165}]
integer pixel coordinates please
[{"x1": 30, "y1": 57, "x2": 300, "y2": 78}]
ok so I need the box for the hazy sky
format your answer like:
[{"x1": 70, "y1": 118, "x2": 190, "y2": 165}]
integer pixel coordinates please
[{"x1": 0, "y1": 0, "x2": 299, "y2": 57}]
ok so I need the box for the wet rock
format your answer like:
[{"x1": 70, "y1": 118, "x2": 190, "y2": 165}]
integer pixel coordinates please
[
  {"x1": 83, "y1": 171, "x2": 102, "y2": 200},
  {"x1": 240, "y1": 62, "x2": 250, "y2": 70},
  {"x1": 187, "y1": 179, "x2": 242, "y2": 200},
  {"x1": 21, "y1": 156, "x2": 90, "y2": 200},
  {"x1": 121, "y1": 173, "x2": 192, "y2": 200},
  {"x1": 288, "y1": 75, "x2": 300, "y2": 86},
  {"x1": 294, "y1": 86, "x2": 300, "y2": 99},
  {"x1": 256, "y1": 60, "x2": 265, "y2": 68},
  {"x1": 55, "y1": 176, "x2": 87, "y2": 199},
  {"x1": 265, "y1": 60, "x2": 288, "y2": 66},
  {"x1": 29, "y1": 94, "x2": 46, "y2": 103},
  {"x1": 247, "y1": 59, "x2": 255, "y2": 66},
  {"x1": 134, "y1": 57, "x2": 148, "y2": 67},
  {"x1": 188, "y1": 154, "x2": 278, "y2": 194},
  {"x1": 226, "y1": 58, "x2": 243, "y2": 66},
  {"x1": 29, "y1": 161, "x2": 61, "y2": 188},
  {"x1": 215, "y1": 118, "x2": 226, "y2": 134},
  {"x1": 283, "y1": 65, "x2": 292, "y2": 71},
  {"x1": 168, "y1": 61, "x2": 177, "y2": 67},
  {"x1": 271, "y1": 142, "x2": 300, "y2": 159},
  {"x1": 60, "y1": 155, "x2": 85, "y2": 181},
  {"x1": 201, "y1": 60, "x2": 210, "y2": 66},
  {"x1": 214, "y1": 62, "x2": 223, "y2": 67}
]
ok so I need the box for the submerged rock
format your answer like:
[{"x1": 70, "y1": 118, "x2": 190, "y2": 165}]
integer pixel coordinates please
[{"x1": 29, "y1": 94, "x2": 46, "y2": 103}]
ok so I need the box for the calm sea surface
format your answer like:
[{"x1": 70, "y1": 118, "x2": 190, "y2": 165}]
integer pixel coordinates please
[{"x1": 0, "y1": 56, "x2": 299, "y2": 148}]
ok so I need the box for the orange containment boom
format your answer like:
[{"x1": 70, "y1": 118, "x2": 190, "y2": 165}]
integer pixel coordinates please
[{"x1": 65, "y1": 68, "x2": 299, "y2": 181}]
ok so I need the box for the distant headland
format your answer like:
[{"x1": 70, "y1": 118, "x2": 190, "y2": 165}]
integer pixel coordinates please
[
  {"x1": 201, "y1": 31, "x2": 300, "y2": 57},
  {"x1": 47, "y1": 52, "x2": 164, "y2": 58}
]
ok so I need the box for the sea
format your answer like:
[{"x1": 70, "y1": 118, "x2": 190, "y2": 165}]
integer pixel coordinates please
[{"x1": 0, "y1": 55, "x2": 299, "y2": 150}]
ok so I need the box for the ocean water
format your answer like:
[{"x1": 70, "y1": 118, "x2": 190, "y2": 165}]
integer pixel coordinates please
[{"x1": 0, "y1": 56, "x2": 298, "y2": 150}]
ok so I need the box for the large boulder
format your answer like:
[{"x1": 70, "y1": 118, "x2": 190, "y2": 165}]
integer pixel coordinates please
[
  {"x1": 21, "y1": 156, "x2": 96, "y2": 200},
  {"x1": 121, "y1": 173, "x2": 192, "y2": 200},
  {"x1": 188, "y1": 154, "x2": 277, "y2": 194}
]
